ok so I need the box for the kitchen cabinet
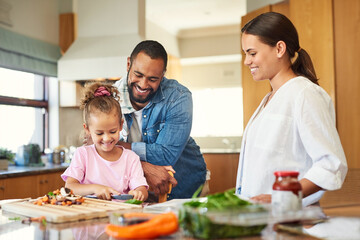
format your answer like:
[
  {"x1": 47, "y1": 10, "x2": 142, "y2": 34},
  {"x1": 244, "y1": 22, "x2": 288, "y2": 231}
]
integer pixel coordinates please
[
  {"x1": 203, "y1": 153, "x2": 239, "y2": 194},
  {"x1": 37, "y1": 172, "x2": 65, "y2": 196},
  {"x1": 0, "y1": 180, "x2": 4, "y2": 199},
  {"x1": 0, "y1": 171, "x2": 64, "y2": 200},
  {"x1": 2, "y1": 175, "x2": 38, "y2": 199}
]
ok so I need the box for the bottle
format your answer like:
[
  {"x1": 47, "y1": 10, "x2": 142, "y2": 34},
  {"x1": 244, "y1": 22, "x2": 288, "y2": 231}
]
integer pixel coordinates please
[{"x1": 272, "y1": 171, "x2": 302, "y2": 216}]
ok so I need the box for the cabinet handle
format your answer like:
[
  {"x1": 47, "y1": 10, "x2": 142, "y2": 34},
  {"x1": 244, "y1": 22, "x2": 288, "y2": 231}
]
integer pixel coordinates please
[
  {"x1": 0, "y1": 186, "x2": 4, "y2": 190},
  {"x1": 45, "y1": 180, "x2": 48, "y2": 184},
  {"x1": 39, "y1": 180, "x2": 43, "y2": 184}
]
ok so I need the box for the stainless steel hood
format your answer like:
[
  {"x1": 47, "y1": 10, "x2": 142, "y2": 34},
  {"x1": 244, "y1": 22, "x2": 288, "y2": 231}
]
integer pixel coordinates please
[{"x1": 58, "y1": 0, "x2": 145, "y2": 81}]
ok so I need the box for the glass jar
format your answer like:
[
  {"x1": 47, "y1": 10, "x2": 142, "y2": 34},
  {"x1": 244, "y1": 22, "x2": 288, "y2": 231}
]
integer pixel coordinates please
[{"x1": 272, "y1": 171, "x2": 302, "y2": 216}]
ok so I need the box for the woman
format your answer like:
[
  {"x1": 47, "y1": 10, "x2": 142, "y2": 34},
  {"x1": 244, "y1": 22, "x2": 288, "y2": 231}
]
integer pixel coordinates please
[{"x1": 236, "y1": 12, "x2": 347, "y2": 206}]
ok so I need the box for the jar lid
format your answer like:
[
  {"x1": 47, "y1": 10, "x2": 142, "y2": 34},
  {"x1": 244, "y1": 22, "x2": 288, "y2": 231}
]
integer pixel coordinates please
[{"x1": 274, "y1": 171, "x2": 299, "y2": 177}]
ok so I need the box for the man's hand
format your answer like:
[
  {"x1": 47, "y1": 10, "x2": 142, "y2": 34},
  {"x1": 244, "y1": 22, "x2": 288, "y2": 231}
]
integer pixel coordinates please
[{"x1": 141, "y1": 162, "x2": 178, "y2": 195}]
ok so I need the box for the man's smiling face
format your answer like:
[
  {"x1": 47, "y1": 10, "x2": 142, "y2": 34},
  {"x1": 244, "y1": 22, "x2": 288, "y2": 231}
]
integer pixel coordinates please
[{"x1": 127, "y1": 51, "x2": 165, "y2": 110}]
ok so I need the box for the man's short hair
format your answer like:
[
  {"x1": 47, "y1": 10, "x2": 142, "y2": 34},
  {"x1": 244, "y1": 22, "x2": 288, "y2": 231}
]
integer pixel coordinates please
[{"x1": 130, "y1": 40, "x2": 168, "y2": 72}]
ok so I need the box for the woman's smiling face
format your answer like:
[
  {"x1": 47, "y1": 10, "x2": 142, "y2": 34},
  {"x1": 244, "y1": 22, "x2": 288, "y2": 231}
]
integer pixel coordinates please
[{"x1": 242, "y1": 33, "x2": 279, "y2": 81}]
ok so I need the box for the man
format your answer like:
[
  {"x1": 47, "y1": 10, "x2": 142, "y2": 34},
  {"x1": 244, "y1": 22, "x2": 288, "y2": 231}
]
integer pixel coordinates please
[{"x1": 114, "y1": 40, "x2": 207, "y2": 200}]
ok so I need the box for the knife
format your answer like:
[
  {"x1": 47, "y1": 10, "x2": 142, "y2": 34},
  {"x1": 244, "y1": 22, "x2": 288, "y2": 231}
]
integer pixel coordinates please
[{"x1": 85, "y1": 194, "x2": 134, "y2": 200}]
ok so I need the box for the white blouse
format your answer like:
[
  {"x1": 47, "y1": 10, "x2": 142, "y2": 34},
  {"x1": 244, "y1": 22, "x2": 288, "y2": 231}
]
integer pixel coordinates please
[{"x1": 236, "y1": 76, "x2": 347, "y2": 206}]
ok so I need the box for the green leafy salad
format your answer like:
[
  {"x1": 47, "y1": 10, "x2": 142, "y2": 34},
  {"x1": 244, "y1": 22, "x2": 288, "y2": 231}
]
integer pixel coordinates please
[{"x1": 178, "y1": 188, "x2": 268, "y2": 239}]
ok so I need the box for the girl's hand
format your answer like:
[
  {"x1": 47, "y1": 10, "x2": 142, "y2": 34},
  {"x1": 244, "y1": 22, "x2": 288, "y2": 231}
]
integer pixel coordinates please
[
  {"x1": 129, "y1": 186, "x2": 148, "y2": 201},
  {"x1": 250, "y1": 194, "x2": 271, "y2": 203},
  {"x1": 93, "y1": 185, "x2": 119, "y2": 200}
]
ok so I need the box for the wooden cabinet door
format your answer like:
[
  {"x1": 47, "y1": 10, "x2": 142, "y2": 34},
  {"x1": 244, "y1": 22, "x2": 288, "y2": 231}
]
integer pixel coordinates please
[
  {"x1": 38, "y1": 172, "x2": 65, "y2": 195},
  {"x1": 290, "y1": 0, "x2": 335, "y2": 103},
  {"x1": 203, "y1": 153, "x2": 239, "y2": 194},
  {"x1": 3, "y1": 175, "x2": 38, "y2": 199},
  {"x1": 0, "y1": 179, "x2": 4, "y2": 199}
]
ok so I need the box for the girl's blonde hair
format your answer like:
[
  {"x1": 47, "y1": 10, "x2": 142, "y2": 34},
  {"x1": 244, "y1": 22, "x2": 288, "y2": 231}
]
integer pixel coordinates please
[{"x1": 80, "y1": 81, "x2": 122, "y2": 126}]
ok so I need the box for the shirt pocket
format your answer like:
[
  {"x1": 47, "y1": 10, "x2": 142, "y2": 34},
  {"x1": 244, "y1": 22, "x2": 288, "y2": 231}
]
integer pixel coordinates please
[
  {"x1": 146, "y1": 122, "x2": 165, "y2": 143},
  {"x1": 254, "y1": 113, "x2": 292, "y2": 154}
]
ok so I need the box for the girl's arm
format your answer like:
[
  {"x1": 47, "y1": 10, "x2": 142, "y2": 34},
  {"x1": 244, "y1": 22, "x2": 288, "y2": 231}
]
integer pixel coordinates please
[
  {"x1": 65, "y1": 177, "x2": 120, "y2": 200},
  {"x1": 129, "y1": 186, "x2": 148, "y2": 201}
]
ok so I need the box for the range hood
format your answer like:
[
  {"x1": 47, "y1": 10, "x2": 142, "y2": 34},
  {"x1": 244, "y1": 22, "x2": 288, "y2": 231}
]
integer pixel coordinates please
[{"x1": 58, "y1": 0, "x2": 145, "y2": 81}]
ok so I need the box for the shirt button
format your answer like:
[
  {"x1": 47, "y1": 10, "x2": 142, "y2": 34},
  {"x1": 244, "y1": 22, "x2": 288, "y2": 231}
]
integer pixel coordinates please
[
  {"x1": 143, "y1": 115, "x2": 147, "y2": 118},
  {"x1": 157, "y1": 129, "x2": 160, "y2": 133},
  {"x1": 144, "y1": 132, "x2": 147, "y2": 136}
]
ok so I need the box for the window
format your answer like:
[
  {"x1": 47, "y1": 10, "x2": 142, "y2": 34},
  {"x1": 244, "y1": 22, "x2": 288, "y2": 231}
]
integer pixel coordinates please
[
  {"x1": 0, "y1": 67, "x2": 48, "y2": 152},
  {"x1": 180, "y1": 60, "x2": 243, "y2": 151},
  {"x1": 191, "y1": 87, "x2": 243, "y2": 137}
]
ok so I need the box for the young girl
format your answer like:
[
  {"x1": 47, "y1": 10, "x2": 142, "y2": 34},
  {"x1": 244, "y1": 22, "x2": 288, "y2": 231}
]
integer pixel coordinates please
[
  {"x1": 236, "y1": 12, "x2": 347, "y2": 206},
  {"x1": 61, "y1": 82, "x2": 148, "y2": 201}
]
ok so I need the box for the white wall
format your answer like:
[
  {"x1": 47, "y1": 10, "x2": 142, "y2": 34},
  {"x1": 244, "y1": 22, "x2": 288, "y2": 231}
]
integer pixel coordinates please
[
  {"x1": 146, "y1": 20, "x2": 180, "y2": 57},
  {"x1": 0, "y1": 0, "x2": 59, "y2": 44},
  {"x1": 246, "y1": 0, "x2": 284, "y2": 13},
  {"x1": 181, "y1": 61, "x2": 241, "y2": 89}
]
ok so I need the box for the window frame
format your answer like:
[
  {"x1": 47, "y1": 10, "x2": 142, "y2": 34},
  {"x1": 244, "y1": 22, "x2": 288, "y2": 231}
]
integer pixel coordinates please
[{"x1": 0, "y1": 76, "x2": 49, "y2": 151}]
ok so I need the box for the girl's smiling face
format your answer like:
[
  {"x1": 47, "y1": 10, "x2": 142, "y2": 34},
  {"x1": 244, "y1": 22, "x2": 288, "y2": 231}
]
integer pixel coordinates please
[
  {"x1": 84, "y1": 109, "x2": 123, "y2": 157},
  {"x1": 242, "y1": 33, "x2": 280, "y2": 81}
]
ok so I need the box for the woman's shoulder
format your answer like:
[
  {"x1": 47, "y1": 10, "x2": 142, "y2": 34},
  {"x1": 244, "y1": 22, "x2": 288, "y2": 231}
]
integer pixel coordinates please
[{"x1": 285, "y1": 76, "x2": 331, "y2": 99}]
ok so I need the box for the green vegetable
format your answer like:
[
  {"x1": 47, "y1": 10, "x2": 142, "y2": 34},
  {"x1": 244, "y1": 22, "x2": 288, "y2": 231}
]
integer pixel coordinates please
[
  {"x1": 179, "y1": 188, "x2": 267, "y2": 239},
  {"x1": 41, "y1": 218, "x2": 47, "y2": 226},
  {"x1": 184, "y1": 188, "x2": 251, "y2": 210},
  {"x1": 8, "y1": 217, "x2": 21, "y2": 221},
  {"x1": 48, "y1": 191, "x2": 54, "y2": 197},
  {"x1": 124, "y1": 199, "x2": 143, "y2": 205},
  {"x1": 191, "y1": 184, "x2": 204, "y2": 198}
]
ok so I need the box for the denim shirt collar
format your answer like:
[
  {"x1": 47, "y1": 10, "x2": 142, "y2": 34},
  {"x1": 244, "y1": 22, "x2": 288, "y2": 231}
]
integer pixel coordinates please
[{"x1": 115, "y1": 75, "x2": 165, "y2": 114}]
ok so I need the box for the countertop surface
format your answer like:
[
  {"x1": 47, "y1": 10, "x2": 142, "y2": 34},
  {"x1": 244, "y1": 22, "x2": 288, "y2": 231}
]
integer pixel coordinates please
[
  {"x1": 0, "y1": 163, "x2": 67, "y2": 179},
  {"x1": 1, "y1": 200, "x2": 360, "y2": 240}
]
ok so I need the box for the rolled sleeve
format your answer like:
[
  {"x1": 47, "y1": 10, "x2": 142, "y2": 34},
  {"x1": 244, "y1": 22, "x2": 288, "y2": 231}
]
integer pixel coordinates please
[
  {"x1": 304, "y1": 165, "x2": 344, "y2": 190},
  {"x1": 131, "y1": 142, "x2": 147, "y2": 161}
]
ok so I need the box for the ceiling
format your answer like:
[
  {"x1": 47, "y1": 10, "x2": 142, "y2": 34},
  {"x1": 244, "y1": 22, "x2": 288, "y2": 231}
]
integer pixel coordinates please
[{"x1": 146, "y1": 0, "x2": 247, "y2": 36}]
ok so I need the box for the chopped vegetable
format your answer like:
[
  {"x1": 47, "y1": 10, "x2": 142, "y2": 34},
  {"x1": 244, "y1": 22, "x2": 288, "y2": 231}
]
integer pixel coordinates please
[
  {"x1": 124, "y1": 199, "x2": 143, "y2": 205},
  {"x1": 179, "y1": 188, "x2": 267, "y2": 239},
  {"x1": 22, "y1": 216, "x2": 47, "y2": 226},
  {"x1": 8, "y1": 217, "x2": 21, "y2": 221},
  {"x1": 105, "y1": 212, "x2": 178, "y2": 239},
  {"x1": 34, "y1": 187, "x2": 84, "y2": 206}
]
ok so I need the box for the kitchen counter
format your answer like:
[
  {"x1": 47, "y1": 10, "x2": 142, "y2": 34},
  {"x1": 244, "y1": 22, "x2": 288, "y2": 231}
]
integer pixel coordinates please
[
  {"x1": 0, "y1": 164, "x2": 67, "y2": 179},
  {"x1": 1, "y1": 202, "x2": 360, "y2": 239}
]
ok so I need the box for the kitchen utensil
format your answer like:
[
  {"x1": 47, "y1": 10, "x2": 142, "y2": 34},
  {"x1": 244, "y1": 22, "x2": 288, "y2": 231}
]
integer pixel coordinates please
[{"x1": 85, "y1": 194, "x2": 134, "y2": 200}]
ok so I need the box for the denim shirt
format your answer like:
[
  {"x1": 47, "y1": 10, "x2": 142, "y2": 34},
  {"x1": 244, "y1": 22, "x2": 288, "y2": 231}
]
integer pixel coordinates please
[{"x1": 115, "y1": 77, "x2": 207, "y2": 199}]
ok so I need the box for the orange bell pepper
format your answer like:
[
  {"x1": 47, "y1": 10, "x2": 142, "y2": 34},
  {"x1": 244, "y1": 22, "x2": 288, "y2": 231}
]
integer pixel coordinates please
[{"x1": 105, "y1": 212, "x2": 178, "y2": 239}]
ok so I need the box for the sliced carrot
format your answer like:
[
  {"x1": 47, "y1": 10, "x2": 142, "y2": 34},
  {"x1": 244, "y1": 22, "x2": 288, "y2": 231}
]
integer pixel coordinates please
[
  {"x1": 50, "y1": 198, "x2": 57, "y2": 205},
  {"x1": 105, "y1": 212, "x2": 178, "y2": 239},
  {"x1": 42, "y1": 195, "x2": 49, "y2": 202}
]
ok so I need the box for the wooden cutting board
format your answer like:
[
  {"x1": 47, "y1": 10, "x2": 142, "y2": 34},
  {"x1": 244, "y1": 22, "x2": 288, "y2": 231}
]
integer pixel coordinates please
[{"x1": 1, "y1": 197, "x2": 142, "y2": 223}]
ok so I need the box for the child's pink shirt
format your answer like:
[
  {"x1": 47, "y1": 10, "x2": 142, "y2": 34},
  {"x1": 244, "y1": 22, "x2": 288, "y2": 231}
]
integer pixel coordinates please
[{"x1": 61, "y1": 145, "x2": 148, "y2": 193}]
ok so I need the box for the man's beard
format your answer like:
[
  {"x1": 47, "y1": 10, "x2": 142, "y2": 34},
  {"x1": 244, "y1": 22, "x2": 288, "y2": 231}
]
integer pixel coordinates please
[{"x1": 127, "y1": 75, "x2": 156, "y2": 104}]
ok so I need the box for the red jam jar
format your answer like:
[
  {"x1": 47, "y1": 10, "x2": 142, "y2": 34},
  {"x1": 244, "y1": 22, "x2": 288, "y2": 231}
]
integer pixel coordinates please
[{"x1": 272, "y1": 171, "x2": 302, "y2": 216}]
